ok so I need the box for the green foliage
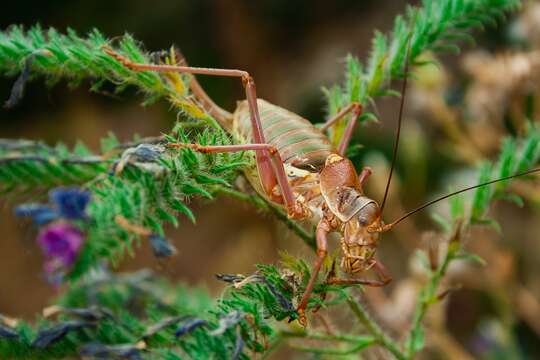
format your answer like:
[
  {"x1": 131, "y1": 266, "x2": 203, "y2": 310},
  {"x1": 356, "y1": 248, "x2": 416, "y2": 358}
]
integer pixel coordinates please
[
  {"x1": 406, "y1": 127, "x2": 540, "y2": 359},
  {"x1": 0, "y1": 139, "x2": 107, "y2": 194},
  {"x1": 0, "y1": 25, "x2": 207, "y2": 115},
  {"x1": 1, "y1": 129, "x2": 245, "y2": 281},
  {"x1": 324, "y1": 0, "x2": 520, "y2": 145},
  {"x1": 0, "y1": 26, "x2": 163, "y2": 101},
  {"x1": 471, "y1": 128, "x2": 540, "y2": 225},
  {"x1": 0, "y1": 260, "x2": 374, "y2": 359},
  {"x1": 73, "y1": 130, "x2": 244, "y2": 280},
  {"x1": 0, "y1": 0, "x2": 527, "y2": 359},
  {"x1": 0, "y1": 268, "x2": 297, "y2": 359}
]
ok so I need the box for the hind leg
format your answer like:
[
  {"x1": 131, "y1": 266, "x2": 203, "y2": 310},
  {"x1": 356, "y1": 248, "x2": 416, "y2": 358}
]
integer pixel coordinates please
[
  {"x1": 105, "y1": 48, "x2": 305, "y2": 218},
  {"x1": 320, "y1": 102, "x2": 363, "y2": 155}
]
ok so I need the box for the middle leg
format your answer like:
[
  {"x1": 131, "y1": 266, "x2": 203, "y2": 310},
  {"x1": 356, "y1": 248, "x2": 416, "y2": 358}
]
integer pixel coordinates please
[
  {"x1": 358, "y1": 166, "x2": 372, "y2": 187},
  {"x1": 320, "y1": 102, "x2": 363, "y2": 155}
]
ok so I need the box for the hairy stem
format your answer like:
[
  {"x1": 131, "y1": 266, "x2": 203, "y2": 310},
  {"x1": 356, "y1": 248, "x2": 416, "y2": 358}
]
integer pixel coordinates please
[
  {"x1": 279, "y1": 330, "x2": 376, "y2": 356},
  {"x1": 405, "y1": 236, "x2": 459, "y2": 359}
]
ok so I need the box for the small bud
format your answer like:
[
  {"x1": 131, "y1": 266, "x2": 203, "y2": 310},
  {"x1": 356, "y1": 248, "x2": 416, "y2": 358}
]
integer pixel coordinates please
[
  {"x1": 130, "y1": 144, "x2": 165, "y2": 162},
  {"x1": 436, "y1": 284, "x2": 462, "y2": 301},
  {"x1": 0, "y1": 324, "x2": 18, "y2": 340},
  {"x1": 232, "y1": 328, "x2": 245, "y2": 360},
  {"x1": 79, "y1": 342, "x2": 145, "y2": 360},
  {"x1": 449, "y1": 219, "x2": 464, "y2": 248},
  {"x1": 148, "y1": 234, "x2": 177, "y2": 258},
  {"x1": 175, "y1": 318, "x2": 207, "y2": 337},
  {"x1": 142, "y1": 315, "x2": 187, "y2": 339},
  {"x1": 427, "y1": 236, "x2": 440, "y2": 271},
  {"x1": 5, "y1": 50, "x2": 52, "y2": 108},
  {"x1": 210, "y1": 311, "x2": 244, "y2": 336},
  {"x1": 43, "y1": 305, "x2": 113, "y2": 322},
  {"x1": 258, "y1": 276, "x2": 295, "y2": 313},
  {"x1": 32, "y1": 321, "x2": 95, "y2": 349},
  {"x1": 215, "y1": 273, "x2": 246, "y2": 284}
]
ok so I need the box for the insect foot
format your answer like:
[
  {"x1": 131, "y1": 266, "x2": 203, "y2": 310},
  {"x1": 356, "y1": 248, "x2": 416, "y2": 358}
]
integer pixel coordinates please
[
  {"x1": 287, "y1": 201, "x2": 311, "y2": 220},
  {"x1": 296, "y1": 309, "x2": 308, "y2": 327}
]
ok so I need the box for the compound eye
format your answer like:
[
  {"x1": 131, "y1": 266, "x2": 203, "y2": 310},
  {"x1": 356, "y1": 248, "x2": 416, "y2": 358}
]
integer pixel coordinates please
[{"x1": 357, "y1": 203, "x2": 378, "y2": 226}]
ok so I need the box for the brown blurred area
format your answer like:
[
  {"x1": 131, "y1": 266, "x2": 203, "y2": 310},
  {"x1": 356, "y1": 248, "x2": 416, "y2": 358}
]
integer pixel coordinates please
[{"x1": 2, "y1": 1, "x2": 540, "y2": 358}]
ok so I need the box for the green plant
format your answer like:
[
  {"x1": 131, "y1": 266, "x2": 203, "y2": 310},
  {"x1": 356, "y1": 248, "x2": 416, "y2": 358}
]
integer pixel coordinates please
[{"x1": 0, "y1": 0, "x2": 530, "y2": 358}]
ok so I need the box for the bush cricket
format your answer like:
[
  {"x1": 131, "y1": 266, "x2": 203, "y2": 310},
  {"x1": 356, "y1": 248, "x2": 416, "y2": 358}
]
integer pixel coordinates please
[{"x1": 104, "y1": 46, "x2": 540, "y2": 326}]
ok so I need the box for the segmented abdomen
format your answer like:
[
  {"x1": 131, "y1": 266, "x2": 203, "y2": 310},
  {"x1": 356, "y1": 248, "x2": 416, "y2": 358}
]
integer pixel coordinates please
[{"x1": 233, "y1": 99, "x2": 335, "y2": 171}]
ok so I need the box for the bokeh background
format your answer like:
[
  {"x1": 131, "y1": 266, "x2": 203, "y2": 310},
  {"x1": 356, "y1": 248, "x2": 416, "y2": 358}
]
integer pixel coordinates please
[{"x1": 1, "y1": 1, "x2": 540, "y2": 358}]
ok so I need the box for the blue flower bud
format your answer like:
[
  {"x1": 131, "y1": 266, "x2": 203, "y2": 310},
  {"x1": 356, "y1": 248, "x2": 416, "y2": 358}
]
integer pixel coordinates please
[
  {"x1": 14, "y1": 204, "x2": 58, "y2": 225},
  {"x1": 31, "y1": 321, "x2": 95, "y2": 349},
  {"x1": 149, "y1": 234, "x2": 177, "y2": 258},
  {"x1": 49, "y1": 187, "x2": 91, "y2": 220},
  {"x1": 0, "y1": 324, "x2": 18, "y2": 340}
]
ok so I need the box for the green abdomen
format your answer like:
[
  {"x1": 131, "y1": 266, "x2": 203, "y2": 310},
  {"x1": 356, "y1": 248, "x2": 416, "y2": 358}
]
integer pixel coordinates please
[{"x1": 233, "y1": 99, "x2": 335, "y2": 171}]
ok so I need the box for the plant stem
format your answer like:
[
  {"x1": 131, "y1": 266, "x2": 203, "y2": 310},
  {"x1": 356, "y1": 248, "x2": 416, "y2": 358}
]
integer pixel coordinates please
[
  {"x1": 215, "y1": 186, "x2": 316, "y2": 250},
  {"x1": 405, "y1": 241, "x2": 457, "y2": 359},
  {"x1": 279, "y1": 329, "x2": 376, "y2": 355},
  {"x1": 347, "y1": 296, "x2": 406, "y2": 360},
  {"x1": 279, "y1": 329, "x2": 372, "y2": 343}
]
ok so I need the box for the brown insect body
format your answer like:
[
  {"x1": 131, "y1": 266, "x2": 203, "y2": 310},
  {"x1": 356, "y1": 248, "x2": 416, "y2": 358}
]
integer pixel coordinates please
[
  {"x1": 233, "y1": 99, "x2": 382, "y2": 277},
  {"x1": 104, "y1": 48, "x2": 392, "y2": 325}
]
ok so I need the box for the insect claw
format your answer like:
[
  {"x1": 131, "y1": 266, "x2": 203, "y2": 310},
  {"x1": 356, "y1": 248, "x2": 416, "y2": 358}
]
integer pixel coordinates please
[
  {"x1": 286, "y1": 201, "x2": 310, "y2": 220},
  {"x1": 296, "y1": 308, "x2": 308, "y2": 327}
]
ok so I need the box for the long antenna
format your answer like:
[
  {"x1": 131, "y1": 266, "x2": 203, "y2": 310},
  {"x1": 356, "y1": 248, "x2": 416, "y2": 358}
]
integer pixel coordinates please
[
  {"x1": 379, "y1": 37, "x2": 412, "y2": 214},
  {"x1": 382, "y1": 166, "x2": 540, "y2": 230}
]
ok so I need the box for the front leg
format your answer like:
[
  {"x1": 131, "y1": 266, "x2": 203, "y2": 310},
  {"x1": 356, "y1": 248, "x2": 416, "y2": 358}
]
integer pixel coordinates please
[
  {"x1": 168, "y1": 143, "x2": 308, "y2": 219},
  {"x1": 296, "y1": 219, "x2": 330, "y2": 326}
]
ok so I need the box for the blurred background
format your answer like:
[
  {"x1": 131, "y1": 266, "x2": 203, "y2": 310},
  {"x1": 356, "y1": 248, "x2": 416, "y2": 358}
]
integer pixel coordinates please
[{"x1": 1, "y1": 0, "x2": 540, "y2": 358}]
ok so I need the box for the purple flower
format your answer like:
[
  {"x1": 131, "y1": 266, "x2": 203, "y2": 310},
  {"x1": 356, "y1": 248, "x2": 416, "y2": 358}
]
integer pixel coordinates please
[
  {"x1": 49, "y1": 188, "x2": 91, "y2": 220},
  {"x1": 37, "y1": 222, "x2": 84, "y2": 275}
]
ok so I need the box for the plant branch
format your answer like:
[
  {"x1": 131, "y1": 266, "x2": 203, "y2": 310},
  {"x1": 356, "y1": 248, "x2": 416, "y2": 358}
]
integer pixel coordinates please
[
  {"x1": 215, "y1": 186, "x2": 316, "y2": 250},
  {"x1": 347, "y1": 296, "x2": 406, "y2": 360},
  {"x1": 325, "y1": 0, "x2": 521, "y2": 145},
  {"x1": 404, "y1": 128, "x2": 540, "y2": 358},
  {"x1": 279, "y1": 330, "x2": 376, "y2": 356}
]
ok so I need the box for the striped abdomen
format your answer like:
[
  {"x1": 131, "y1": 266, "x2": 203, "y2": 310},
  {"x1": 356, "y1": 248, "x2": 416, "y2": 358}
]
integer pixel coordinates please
[{"x1": 233, "y1": 99, "x2": 335, "y2": 172}]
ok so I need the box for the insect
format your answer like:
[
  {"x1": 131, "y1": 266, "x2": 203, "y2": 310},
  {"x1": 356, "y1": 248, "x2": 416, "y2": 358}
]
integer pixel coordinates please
[{"x1": 104, "y1": 46, "x2": 540, "y2": 326}]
